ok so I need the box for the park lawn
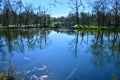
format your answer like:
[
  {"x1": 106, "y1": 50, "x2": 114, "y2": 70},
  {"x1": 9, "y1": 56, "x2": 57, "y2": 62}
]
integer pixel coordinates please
[
  {"x1": 0, "y1": 24, "x2": 120, "y2": 32},
  {"x1": 0, "y1": 24, "x2": 3, "y2": 28},
  {"x1": 74, "y1": 25, "x2": 120, "y2": 31}
]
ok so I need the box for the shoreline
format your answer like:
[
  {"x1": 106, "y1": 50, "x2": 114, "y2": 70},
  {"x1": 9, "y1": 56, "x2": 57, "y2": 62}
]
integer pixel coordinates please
[{"x1": 0, "y1": 26, "x2": 120, "y2": 32}]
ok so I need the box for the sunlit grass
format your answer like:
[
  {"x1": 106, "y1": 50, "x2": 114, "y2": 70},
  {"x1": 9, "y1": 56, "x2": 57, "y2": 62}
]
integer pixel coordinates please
[
  {"x1": 74, "y1": 25, "x2": 120, "y2": 31},
  {"x1": 0, "y1": 24, "x2": 3, "y2": 28},
  {"x1": 74, "y1": 25, "x2": 100, "y2": 29},
  {"x1": 0, "y1": 23, "x2": 120, "y2": 32}
]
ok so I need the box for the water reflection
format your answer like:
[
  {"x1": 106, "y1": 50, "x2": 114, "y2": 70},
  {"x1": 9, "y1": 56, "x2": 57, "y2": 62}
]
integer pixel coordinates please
[
  {"x1": 0, "y1": 29, "x2": 51, "y2": 53},
  {"x1": 0, "y1": 29, "x2": 51, "y2": 79},
  {"x1": 0, "y1": 29, "x2": 120, "y2": 79},
  {"x1": 90, "y1": 32, "x2": 120, "y2": 69}
]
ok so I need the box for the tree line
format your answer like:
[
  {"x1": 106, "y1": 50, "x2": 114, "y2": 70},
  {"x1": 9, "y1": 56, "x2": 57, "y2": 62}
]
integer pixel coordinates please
[
  {"x1": 0, "y1": 0, "x2": 120, "y2": 28},
  {"x1": 56, "y1": 0, "x2": 120, "y2": 27},
  {"x1": 0, "y1": 0, "x2": 51, "y2": 27}
]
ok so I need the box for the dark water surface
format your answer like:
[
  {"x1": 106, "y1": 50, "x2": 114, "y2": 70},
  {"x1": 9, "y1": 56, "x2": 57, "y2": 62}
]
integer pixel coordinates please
[{"x1": 0, "y1": 29, "x2": 120, "y2": 80}]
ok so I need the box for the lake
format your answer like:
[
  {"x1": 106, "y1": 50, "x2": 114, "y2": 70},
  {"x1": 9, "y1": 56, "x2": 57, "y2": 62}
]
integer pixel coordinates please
[{"x1": 0, "y1": 29, "x2": 120, "y2": 80}]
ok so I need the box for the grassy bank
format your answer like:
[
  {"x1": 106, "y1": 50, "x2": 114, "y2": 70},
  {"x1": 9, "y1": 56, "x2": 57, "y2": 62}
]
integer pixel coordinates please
[
  {"x1": 74, "y1": 26, "x2": 120, "y2": 31},
  {"x1": 0, "y1": 24, "x2": 3, "y2": 29},
  {"x1": 0, "y1": 25, "x2": 120, "y2": 32}
]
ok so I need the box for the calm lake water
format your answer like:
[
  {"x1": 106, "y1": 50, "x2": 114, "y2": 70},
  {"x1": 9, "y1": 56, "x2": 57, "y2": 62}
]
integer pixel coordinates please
[{"x1": 0, "y1": 29, "x2": 120, "y2": 80}]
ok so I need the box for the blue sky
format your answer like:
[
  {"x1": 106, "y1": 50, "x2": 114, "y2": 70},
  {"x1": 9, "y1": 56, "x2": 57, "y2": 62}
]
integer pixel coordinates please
[{"x1": 21, "y1": 0, "x2": 90, "y2": 17}]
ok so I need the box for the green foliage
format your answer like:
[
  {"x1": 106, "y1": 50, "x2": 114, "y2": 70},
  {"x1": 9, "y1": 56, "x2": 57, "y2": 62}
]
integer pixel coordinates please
[
  {"x1": 112, "y1": 75, "x2": 118, "y2": 80},
  {"x1": 0, "y1": 73, "x2": 7, "y2": 80},
  {"x1": 49, "y1": 22, "x2": 56, "y2": 28},
  {"x1": 0, "y1": 24, "x2": 3, "y2": 28}
]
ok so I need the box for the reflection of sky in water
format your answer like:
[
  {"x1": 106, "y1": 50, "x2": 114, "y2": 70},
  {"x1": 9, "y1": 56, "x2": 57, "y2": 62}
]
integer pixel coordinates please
[{"x1": 0, "y1": 30, "x2": 120, "y2": 80}]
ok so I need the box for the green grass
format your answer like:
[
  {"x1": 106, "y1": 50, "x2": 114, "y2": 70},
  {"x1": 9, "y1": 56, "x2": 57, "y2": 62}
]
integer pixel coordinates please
[
  {"x1": 0, "y1": 24, "x2": 3, "y2": 28},
  {"x1": 0, "y1": 23, "x2": 120, "y2": 32},
  {"x1": 74, "y1": 25, "x2": 99, "y2": 29},
  {"x1": 74, "y1": 25, "x2": 120, "y2": 31}
]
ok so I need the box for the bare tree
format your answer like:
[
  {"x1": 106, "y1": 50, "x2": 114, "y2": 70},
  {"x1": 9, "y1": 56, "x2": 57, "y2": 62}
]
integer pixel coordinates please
[
  {"x1": 37, "y1": 6, "x2": 42, "y2": 27},
  {"x1": 112, "y1": 0, "x2": 120, "y2": 27},
  {"x1": 49, "y1": 0, "x2": 62, "y2": 7},
  {"x1": 11, "y1": 0, "x2": 19, "y2": 27},
  {"x1": 43, "y1": 10, "x2": 46, "y2": 27},
  {"x1": 16, "y1": 0, "x2": 24, "y2": 27},
  {"x1": 0, "y1": 0, "x2": 2, "y2": 7},
  {"x1": 92, "y1": 0, "x2": 102, "y2": 27},
  {"x1": 69, "y1": 0, "x2": 82, "y2": 26},
  {"x1": 0, "y1": 0, "x2": 2, "y2": 11},
  {"x1": 24, "y1": 4, "x2": 33, "y2": 27},
  {"x1": 2, "y1": 0, "x2": 12, "y2": 27},
  {"x1": 100, "y1": 0, "x2": 107, "y2": 27}
]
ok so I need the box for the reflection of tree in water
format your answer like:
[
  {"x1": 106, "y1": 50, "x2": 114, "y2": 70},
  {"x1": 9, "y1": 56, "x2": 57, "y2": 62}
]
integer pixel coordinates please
[
  {"x1": 68, "y1": 30, "x2": 120, "y2": 70},
  {"x1": 0, "y1": 39, "x2": 16, "y2": 79},
  {"x1": 90, "y1": 32, "x2": 120, "y2": 69},
  {"x1": 69, "y1": 31, "x2": 79, "y2": 57},
  {"x1": 69, "y1": 31, "x2": 89, "y2": 57},
  {"x1": 0, "y1": 29, "x2": 51, "y2": 79},
  {"x1": 23, "y1": 29, "x2": 51, "y2": 50},
  {"x1": 90, "y1": 32, "x2": 106, "y2": 67},
  {"x1": 68, "y1": 31, "x2": 120, "y2": 79},
  {"x1": 0, "y1": 32, "x2": 21, "y2": 79},
  {"x1": 0, "y1": 29, "x2": 51, "y2": 53},
  {"x1": 36, "y1": 29, "x2": 51, "y2": 49},
  {"x1": 109, "y1": 32, "x2": 120, "y2": 69}
]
